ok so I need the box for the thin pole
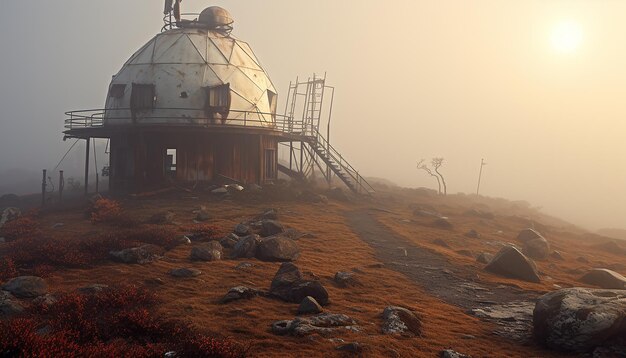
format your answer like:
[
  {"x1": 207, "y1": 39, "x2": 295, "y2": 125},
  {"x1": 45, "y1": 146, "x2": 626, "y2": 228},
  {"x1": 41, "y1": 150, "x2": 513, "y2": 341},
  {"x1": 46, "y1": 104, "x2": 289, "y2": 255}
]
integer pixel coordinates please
[
  {"x1": 476, "y1": 158, "x2": 486, "y2": 195},
  {"x1": 84, "y1": 138, "x2": 90, "y2": 197},
  {"x1": 58, "y1": 170, "x2": 64, "y2": 202},
  {"x1": 41, "y1": 169, "x2": 47, "y2": 207}
]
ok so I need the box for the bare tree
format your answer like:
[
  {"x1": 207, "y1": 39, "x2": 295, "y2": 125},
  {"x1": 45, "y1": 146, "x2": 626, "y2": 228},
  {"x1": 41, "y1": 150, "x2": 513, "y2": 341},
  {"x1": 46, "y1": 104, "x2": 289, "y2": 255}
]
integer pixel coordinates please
[
  {"x1": 431, "y1": 157, "x2": 447, "y2": 195},
  {"x1": 417, "y1": 159, "x2": 441, "y2": 194}
]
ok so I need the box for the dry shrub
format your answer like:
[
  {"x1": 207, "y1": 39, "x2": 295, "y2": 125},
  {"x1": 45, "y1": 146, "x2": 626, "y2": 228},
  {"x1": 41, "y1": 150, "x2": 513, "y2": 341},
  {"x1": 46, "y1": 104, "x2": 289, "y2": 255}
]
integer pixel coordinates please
[
  {"x1": 0, "y1": 216, "x2": 41, "y2": 241},
  {"x1": 119, "y1": 225, "x2": 182, "y2": 250},
  {"x1": 0, "y1": 286, "x2": 244, "y2": 357},
  {"x1": 90, "y1": 198, "x2": 123, "y2": 224},
  {"x1": 184, "y1": 223, "x2": 223, "y2": 241},
  {"x1": 0, "y1": 258, "x2": 17, "y2": 283}
]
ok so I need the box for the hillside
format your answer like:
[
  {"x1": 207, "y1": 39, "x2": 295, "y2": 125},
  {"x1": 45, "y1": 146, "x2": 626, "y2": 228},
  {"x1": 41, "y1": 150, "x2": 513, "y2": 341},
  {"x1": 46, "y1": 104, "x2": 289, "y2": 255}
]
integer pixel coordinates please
[{"x1": 1, "y1": 184, "x2": 625, "y2": 357}]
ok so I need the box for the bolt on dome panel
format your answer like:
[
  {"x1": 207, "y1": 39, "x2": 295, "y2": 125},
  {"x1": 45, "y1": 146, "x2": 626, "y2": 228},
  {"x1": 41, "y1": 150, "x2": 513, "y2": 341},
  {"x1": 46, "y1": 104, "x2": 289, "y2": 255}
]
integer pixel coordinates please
[{"x1": 238, "y1": 67, "x2": 271, "y2": 92}]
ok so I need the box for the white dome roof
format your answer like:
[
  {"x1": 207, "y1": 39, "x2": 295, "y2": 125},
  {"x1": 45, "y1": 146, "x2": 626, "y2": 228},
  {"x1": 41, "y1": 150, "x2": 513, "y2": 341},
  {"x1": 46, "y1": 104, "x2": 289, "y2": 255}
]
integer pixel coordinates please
[{"x1": 104, "y1": 27, "x2": 277, "y2": 127}]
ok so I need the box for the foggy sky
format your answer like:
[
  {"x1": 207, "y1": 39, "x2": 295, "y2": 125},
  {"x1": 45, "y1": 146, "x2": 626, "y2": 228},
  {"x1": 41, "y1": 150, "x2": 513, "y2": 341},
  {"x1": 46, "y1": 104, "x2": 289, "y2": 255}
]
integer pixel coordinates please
[{"x1": 1, "y1": 0, "x2": 625, "y2": 230}]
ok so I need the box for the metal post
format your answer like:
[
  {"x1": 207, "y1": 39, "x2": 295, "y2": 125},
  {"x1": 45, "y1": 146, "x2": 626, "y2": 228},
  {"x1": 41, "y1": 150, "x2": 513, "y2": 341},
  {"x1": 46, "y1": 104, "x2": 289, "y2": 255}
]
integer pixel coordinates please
[
  {"x1": 41, "y1": 169, "x2": 47, "y2": 207},
  {"x1": 84, "y1": 138, "x2": 90, "y2": 197},
  {"x1": 58, "y1": 170, "x2": 64, "y2": 202},
  {"x1": 476, "y1": 158, "x2": 486, "y2": 195}
]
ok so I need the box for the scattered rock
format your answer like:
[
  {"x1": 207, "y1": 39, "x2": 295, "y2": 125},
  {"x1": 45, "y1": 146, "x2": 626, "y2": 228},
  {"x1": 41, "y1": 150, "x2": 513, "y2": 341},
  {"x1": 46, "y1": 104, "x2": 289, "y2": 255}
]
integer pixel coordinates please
[
  {"x1": 432, "y1": 218, "x2": 453, "y2": 230},
  {"x1": 456, "y1": 249, "x2": 474, "y2": 258},
  {"x1": 231, "y1": 235, "x2": 261, "y2": 258},
  {"x1": 77, "y1": 284, "x2": 109, "y2": 294},
  {"x1": 550, "y1": 250, "x2": 564, "y2": 260},
  {"x1": 580, "y1": 268, "x2": 626, "y2": 289},
  {"x1": 433, "y1": 238, "x2": 450, "y2": 248},
  {"x1": 109, "y1": 244, "x2": 164, "y2": 264},
  {"x1": 32, "y1": 294, "x2": 58, "y2": 307},
  {"x1": 334, "y1": 271, "x2": 358, "y2": 288},
  {"x1": 148, "y1": 211, "x2": 175, "y2": 224},
  {"x1": 220, "y1": 286, "x2": 265, "y2": 304},
  {"x1": 533, "y1": 287, "x2": 626, "y2": 352},
  {"x1": 516, "y1": 228, "x2": 544, "y2": 243},
  {"x1": 190, "y1": 242, "x2": 223, "y2": 261},
  {"x1": 464, "y1": 229, "x2": 480, "y2": 239},
  {"x1": 484, "y1": 245, "x2": 541, "y2": 283},
  {"x1": 0, "y1": 291, "x2": 24, "y2": 317},
  {"x1": 336, "y1": 342, "x2": 362, "y2": 353},
  {"x1": 234, "y1": 223, "x2": 250, "y2": 236},
  {"x1": 211, "y1": 187, "x2": 228, "y2": 194},
  {"x1": 476, "y1": 252, "x2": 493, "y2": 264},
  {"x1": 145, "y1": 277, "x2": 165, "y2": 286},
  {"x1": 381, "y1": 306, "x2": 422, "y2": 336},
  {"x1": 271, "y1": 313, "x2": 357, "y2": 336},
  {"x1": 51, "y1": 223, "x2": 64, "y2": 229},
  {"x1": 235, "y1": 262, "x2": 254, "y2": 270},
  {"x1": 256, "y1": 236, "x2": 300, "y2": 262},
  {"x1": 298, "y1": 296, "x2": 323, "y2": 315},
  {"x1": 195, "y1": 207, "x2": 210, "y2": 222},
  {"x1": 256, "y1": 209, "x2": 278, "y2": 221},
  {"x1": 219, "y1": 233, "x2": 239, "y2": 248},
  {"x1": 2, "y1": 276, "x2": 48, "y2": 298},
  {"x1": 523, "y1": 237, "x2": 551, "y2": 260},
  {"x1": 260, "y1": 220, "x2": 285, "y2": 237},
  {"x1": 169, "y1": 268, "x2": 202, "y2": 278},
  {"x1": 269, "y1": 262, "x2": 329, "y2": 305},
  {"x1": 0, "y1": 207, "x2": 20, "y2": 228},
  {"x1": 577, "y1": 256, "x2": 590, "y2": 264},
  {"x1": 440, "y1": 349, "x2": 471, "y2": 358}
]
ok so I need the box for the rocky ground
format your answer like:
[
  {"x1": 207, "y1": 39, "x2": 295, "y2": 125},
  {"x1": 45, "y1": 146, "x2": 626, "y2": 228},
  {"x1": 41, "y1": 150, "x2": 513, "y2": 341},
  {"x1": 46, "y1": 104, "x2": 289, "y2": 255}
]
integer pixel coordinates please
[{"x1": 0, "y1": 184, "x2": 625, "y2": 357}]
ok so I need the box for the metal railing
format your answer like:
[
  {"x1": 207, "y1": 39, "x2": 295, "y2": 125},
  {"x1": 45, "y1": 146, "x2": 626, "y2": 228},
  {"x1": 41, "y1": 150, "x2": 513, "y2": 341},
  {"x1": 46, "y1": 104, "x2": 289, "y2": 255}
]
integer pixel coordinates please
[{"x1": 64, "y1": 108, "x2": 306, "y2": 133}]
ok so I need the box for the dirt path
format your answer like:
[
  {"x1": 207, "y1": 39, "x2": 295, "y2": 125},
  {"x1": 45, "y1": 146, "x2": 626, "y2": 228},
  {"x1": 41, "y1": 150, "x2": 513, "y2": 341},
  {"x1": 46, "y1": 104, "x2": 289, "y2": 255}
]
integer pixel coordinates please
[{"x1": 346, "y1": 209, "x2": 538, "y2": 341}]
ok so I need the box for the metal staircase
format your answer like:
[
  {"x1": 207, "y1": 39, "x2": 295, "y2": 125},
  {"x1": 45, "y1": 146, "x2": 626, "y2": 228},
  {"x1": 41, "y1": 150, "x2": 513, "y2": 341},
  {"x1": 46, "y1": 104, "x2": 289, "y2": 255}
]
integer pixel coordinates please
[{"x1": 280, "y1": 74, "x2": 375, "y2": 195}]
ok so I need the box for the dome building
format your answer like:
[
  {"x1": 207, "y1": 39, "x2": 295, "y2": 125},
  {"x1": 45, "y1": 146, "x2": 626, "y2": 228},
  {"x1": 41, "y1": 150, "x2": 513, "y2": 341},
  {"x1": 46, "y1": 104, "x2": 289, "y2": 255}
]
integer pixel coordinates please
[{"x1": 65, "y1": 6, "x2": 284, "y2": 192}]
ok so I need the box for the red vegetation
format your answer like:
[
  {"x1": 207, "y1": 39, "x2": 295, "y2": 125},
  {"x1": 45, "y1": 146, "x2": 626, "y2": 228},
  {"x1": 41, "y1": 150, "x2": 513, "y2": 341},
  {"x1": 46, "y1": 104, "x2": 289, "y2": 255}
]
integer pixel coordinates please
[
  {"x1": 185, "y1": 223, "x2": 223, "y2": 241},
  {"x1": 90, "y1": 198, "x2": 123, "y2": 224},
  {"x1": 0, "y1": 216, "x2": 41, "y2": 242},
  {"x1": 0, "y1": 286, "x2": 244, "y2": 357}
]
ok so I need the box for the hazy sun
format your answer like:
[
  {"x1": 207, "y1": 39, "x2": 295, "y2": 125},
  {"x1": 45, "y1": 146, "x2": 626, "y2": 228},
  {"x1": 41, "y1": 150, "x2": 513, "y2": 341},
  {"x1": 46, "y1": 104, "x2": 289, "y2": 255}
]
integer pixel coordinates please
[{"x1": 551, "y1": 20, "x2": 583, "y2": 53}]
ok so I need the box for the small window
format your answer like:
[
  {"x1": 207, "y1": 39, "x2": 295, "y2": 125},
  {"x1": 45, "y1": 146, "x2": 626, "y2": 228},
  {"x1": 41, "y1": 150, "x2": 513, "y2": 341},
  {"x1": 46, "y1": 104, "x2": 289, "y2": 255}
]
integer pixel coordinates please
[
  {"x1": 130, "y1": 83, "x2": 156, "y2": 113},
  {"x1": 267, "y1": 90, "x2": 277, "y2": 115},
  {"x1": 109, "y1": 84, "x2": 126, "y2": 99},
  {"x1": 204, "y1": 83, "x2": 231, "y2": 121},
  {"x1": 166, "y1": 148, "x2": 177, "y2": 177}
]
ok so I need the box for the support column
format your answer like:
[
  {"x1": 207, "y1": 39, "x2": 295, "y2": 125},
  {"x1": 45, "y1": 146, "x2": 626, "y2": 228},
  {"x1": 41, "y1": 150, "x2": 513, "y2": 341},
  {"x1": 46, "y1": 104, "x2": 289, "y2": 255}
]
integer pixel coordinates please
[{"x1": 84, "y1": 137, "x2": 90, "y2": 197}]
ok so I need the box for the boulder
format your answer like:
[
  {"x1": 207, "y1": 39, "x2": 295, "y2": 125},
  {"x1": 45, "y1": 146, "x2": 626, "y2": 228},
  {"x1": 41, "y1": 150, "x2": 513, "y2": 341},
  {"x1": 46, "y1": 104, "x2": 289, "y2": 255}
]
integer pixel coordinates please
[
  {"x1": 381, "y1": 306, "x2": 422, "y2": 336},
  {"x1": 195, "y1": 208, "x2": 210, "y2": 222},
  {"x1": 2, "y1": 276, "x2": 48, "y2": 298},
  {"x1": 336, "y1": 343, "x2": 362, "y2": 353},
  {"x1": 219, "y1": 233, "x2": 239, "y2": 248},
  {"x1": 484, "y1": 246, "x2": 541, "y2": 283},
  {"x1": 464, "y1": 229, "x2": 480, "y2": 239},
  {"x1": 260, "y1": 220, "x2": 285, "y2": 237},
  {"x1": 580, "y1": 269, "x2": 626, "y2": 289},
  {"x1": 234, "y1": 223, "x2": 250, "y2": 236},
  {"x1": 271, "y1": 313, "x2": 357, "y2": 336},
  {"x1": 476, "y1": 252, "x2": 493, "y2": 264},
  {"x1": 523, "y1": 237, "x2": 551, "y2": 260},
  {"x1": 270, "y1": 262, "x2": 329, "y2": 305},
  {"x1": 148, "y1": 211, "x2": 175, "y2": 224},
  {"x1": 109, "y1": 244, "x2": 163, "y2": 264},
  {"x1": 433, "y1": 238, "x2": 450, "y2": 248},
  {"x1": 0, "y1": 291, "x2": 24, "y2": 317},
  {"x1": 0, "y1": 207, "x2": 21, "y2": 228},
  {"x1": 533, "y1": 287, "x2": 626, "y2": 352},
  {"x1": 256, "y1": 209, "x2": 278, "y2": 221},
  {"x1": 432, "y1": 218, "x2": 453, "y2": 230},
  {"x1": 231, "y1": 235, "x2": 261, "y2": 258},
  {"x1": 220, "y1": 286, "x2": 265, "y2": 304},
  {"x1": 211, "y1": 187, "x2": 228, "y2": 194},
  {"x1": 334, "y1": 271, "x2": 358, "y2": 288},
  {"x1": 440, "y1": 350, "x2": 471, "y2": 358},
  {"x1": 517, "y1": 228, "x2": 544, "y2": 243},
  {"x1": 550, "y1": 250, "x2": 564, "y2": 260},
  {"x1": 456, "y1": 249, "x2": 474, "y2": 258},
  {"x1": 256, "y1": 237, "x2": 300, "y2": 262},
  {"x1": 190, "y1": 242, "x2": 223, "y2": 261},
  {"x1": 297, "y1": 296, "x2": 323, "y2": 315},
  {"x1": 32, "y1": 294, "x2": 58, "y2": 307},
  {"x1": 169, "y1": 268, "x2": 202, "y2": 278}
]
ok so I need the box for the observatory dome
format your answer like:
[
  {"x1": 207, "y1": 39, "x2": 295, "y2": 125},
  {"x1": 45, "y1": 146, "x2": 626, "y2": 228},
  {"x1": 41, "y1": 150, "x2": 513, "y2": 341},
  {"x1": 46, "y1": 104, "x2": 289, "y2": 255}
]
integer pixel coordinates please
[{"x1": 104, "y1": 15, "x2": 277, "y2": 127}]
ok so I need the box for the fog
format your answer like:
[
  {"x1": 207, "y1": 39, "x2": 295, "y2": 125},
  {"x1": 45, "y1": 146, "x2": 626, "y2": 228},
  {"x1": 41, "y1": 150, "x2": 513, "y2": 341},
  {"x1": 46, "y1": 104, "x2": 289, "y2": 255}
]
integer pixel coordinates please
[{"x1": 1, "y1": 1, "x2": 625, "y2": 230}]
